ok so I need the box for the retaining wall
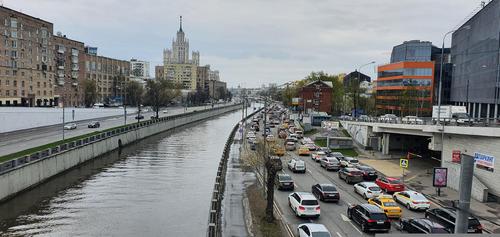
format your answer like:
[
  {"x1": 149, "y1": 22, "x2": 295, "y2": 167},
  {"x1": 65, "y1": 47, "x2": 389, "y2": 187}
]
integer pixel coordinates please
[{"x1": 0, "y1": 104, "x2": 242, "y2": 202}]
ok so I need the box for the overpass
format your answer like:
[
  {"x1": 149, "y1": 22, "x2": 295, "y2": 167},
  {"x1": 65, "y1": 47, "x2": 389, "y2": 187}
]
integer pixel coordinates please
[{"x1": 341, "y1": 120, "x2": 500, "y2": 203}]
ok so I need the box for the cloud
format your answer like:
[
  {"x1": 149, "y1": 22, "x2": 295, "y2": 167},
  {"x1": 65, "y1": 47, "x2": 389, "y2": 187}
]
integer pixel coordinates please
[{"x1": 9, "y1": 0, "x2": 481, "y2": 87}]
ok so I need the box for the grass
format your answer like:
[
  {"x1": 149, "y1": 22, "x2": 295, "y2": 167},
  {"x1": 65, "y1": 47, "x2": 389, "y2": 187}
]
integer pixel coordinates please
[
  {"x1": 332, "y1": 148, "x2": 358, "y2": 157},
  {"x1": 314, "y1": 139, "x2": 327, "y2": 147},
  {"x1": 246, "y1": 184, "x2": 283, "y2": 237}
]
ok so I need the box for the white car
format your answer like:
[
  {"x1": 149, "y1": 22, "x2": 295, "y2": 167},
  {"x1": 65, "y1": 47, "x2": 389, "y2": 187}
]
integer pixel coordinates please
[
  {"x1": 288, "y1": 158, "x2": 306, "y2": 173},
  {"x1": 311, "y1": 151, "x2": 326, "y2": 162},
  {"x1": 288, "y1": 192, "x2": 320, "y2": 218},
  {"x1": 340, "y1": 157, "x2": 359, "y2": 167},
  {"x1": 298, "y1": 223, "x2": 331, "y2": 237},
  {"x1": 63, "y1": 123, "x2": 77, "y2": 130},
  {"x1": 402, "y1": 116, "x2": 424, "y2": 124},
  {"x1": 393, "y1": 191, "x2": 431, "y2": 210},
  {"x1": 354, "y1": 182, "x2": 382, "y2": 199},
  {"x1": 246, "y1": 132, "x2": 256, "y2": 139}
]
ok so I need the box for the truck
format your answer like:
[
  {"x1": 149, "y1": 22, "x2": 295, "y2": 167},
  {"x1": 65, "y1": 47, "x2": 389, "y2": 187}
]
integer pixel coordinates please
[{"x1": 432, "y1": 105, "x2": 473, "y2": 125}]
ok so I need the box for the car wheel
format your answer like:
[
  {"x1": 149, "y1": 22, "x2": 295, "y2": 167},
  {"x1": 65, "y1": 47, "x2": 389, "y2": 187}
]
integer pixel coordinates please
[
  {"x1": 406, "y1": 203, "x2": 411, "y2": 210},
  {"x1": 363, "y1": 193, "x2": 367, "y2": 200},
  {"x1": 347, "y1": 210, "x2": 352, "y2": 219}
]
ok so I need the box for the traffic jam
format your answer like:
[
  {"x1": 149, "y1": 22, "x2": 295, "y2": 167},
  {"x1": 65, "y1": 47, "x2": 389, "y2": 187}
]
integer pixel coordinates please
[{"x1": 245, "y1": 105, "x2": 484, "y2": 236}]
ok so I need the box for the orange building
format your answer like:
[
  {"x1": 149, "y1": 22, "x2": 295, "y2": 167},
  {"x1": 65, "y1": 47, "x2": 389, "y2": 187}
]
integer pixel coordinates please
[{"x1": 376, "y1": 61, "x2": 435, "y2": 116}]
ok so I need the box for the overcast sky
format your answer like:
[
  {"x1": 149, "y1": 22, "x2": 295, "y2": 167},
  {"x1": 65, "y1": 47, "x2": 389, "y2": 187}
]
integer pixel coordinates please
[{"x1": 8, "y1": 0, "x2": 483, "y2": 88}]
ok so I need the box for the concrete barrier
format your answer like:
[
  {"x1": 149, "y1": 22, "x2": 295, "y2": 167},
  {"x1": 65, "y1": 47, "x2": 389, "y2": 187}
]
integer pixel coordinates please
[{"x1": 0, "y1": 104, "x2": 242, "y2": 203}]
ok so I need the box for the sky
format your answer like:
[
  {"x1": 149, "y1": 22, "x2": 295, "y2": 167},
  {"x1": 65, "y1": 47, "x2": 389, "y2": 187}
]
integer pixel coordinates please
[{"x1": 8, "y1": 0, "x2": 484, "y2": 88}]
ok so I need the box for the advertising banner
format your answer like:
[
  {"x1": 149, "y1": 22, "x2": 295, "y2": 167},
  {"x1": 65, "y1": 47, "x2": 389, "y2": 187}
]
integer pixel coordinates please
[
  {"x1": 433, "y1": 167, "x2": 448, "y2": 187},
  {"x1": 452, "y1": 150, "x2": 461, "y2": 163},
  {"x1": 474, "y1": 152, "x2": 495, "y2": 172}
]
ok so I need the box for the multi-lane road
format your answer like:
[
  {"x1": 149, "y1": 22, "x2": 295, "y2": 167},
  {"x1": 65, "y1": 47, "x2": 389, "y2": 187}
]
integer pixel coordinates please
[
  {"x1": 0, "y1": 104, "x2": 225, "y2": 157},
  {"x1": 246, "y1": 115, "x2": 442, "y2": 237}
]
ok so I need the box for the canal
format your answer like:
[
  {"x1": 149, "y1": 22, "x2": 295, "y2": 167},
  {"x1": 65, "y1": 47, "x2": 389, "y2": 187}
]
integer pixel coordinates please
[{"x1": 0, "y1": 110, "x2": 243, "y2": 237}]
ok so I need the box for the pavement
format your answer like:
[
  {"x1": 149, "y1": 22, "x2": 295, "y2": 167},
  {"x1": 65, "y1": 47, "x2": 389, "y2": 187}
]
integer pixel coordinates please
[{"x1": 0, "y1": 104, "x2": 226, "y2": 157}]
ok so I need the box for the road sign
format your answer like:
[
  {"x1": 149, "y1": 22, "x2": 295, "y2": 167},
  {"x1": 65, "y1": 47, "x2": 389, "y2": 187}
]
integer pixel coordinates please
[{"x1": 400, "y1": 158, "x2": 409, "y2": 168}]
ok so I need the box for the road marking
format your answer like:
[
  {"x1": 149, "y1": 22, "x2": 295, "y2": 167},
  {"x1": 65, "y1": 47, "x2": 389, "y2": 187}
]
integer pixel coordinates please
[
  {"x1": 405, "y1": 174, "x2": 419, "y2": 182},
  {"x1": 349, "y1": 222, "x2": 363, "y2": 234},
  {"x1": 336, "y1": 232, "x2": 343, "y2": 237},
  {"x1": 340, "y1": 214, "x2": 350, "y2": 222},
  {"x1": 307, "y1": 170, "x2": 313, "y2": 175}
]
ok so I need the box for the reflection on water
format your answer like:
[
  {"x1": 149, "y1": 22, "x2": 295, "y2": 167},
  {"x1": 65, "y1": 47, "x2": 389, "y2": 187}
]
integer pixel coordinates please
[{"x1": 0, "y1": 111, "x2": 242, "y2": 237}]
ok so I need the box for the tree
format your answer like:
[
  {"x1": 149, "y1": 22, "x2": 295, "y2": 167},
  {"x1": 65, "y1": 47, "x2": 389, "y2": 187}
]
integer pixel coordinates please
[
  {"x1": 83, "y1": 79, "x2": 97, "y2": 107},
  {"x1": 126, "y1": 80, "x2": 144, "y2": 106},
  {"x1": 144, "y1": 79, "x2": 181, "y2": 118},
  {"x1": 216, "y1": 87, "x2": 227, "y2": 100}
]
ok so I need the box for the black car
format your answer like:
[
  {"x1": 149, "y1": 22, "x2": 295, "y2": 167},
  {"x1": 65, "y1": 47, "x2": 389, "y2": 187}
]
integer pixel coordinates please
[
  {"x1": 355, "y1": 165, "x2": 378, "y2": 181},
  {"x1": 150, "y1": 115, "x2": 159, "y2": 119},
  {"x1": 425, "y1": 207, "x2": 483, "y2": 233},
  {"x1": 275, "y1": 173, "x2": 294, "y2": 191},
  {"x1": 311, "y1": 184, "x2": 339, "y2": 202},
  {"x1": 347, "y1": 203, "x2": 391, "y2": 233},
  {"x1": 87, "y1": 121, "x2": 100, "y2": 128},
  {"x1": 338, "y1": 168, "x2": 364, "y2": 184},
  {"x1": 250, "y1": 143, "x2": 256, "y2": 150},
  {"x1": 399, "y1": 218, "x2": 449, "y2": 233},
  {"x1": 269, "y1": 156, "x2": 283, "y2": 171},
  {"x1": 135, "y1": 114, "x2": 144, "y2": 120}
]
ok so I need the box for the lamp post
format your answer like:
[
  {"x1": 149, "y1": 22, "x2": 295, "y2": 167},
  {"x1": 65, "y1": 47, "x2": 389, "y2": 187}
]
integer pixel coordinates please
[{"x1": 354, "y1": 61, "x2": 375, "y2": 117}]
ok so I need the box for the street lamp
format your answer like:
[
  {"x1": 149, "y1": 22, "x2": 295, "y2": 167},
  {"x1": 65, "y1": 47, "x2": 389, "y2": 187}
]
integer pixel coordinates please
[{"x1": 354, "y1": 61, "x2": 376, "y2": 117}]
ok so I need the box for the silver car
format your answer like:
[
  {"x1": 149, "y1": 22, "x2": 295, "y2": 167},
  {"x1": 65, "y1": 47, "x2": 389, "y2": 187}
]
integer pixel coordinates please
[
  {"x1": 320, "y1": 157, "x2": 340, "y2": 171},
  {"x1": 64, "y1": 123, "x2": 77, "y2": 130}
]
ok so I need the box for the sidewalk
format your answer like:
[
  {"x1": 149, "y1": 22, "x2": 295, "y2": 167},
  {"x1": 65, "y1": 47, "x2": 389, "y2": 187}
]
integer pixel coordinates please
[{"x1": 357, "y1": 150, "x2": 500, "y2": 233}]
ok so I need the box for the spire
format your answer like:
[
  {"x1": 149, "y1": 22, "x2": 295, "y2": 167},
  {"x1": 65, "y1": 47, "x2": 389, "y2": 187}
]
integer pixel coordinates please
[{"x1": 179, "y1": 15, "x2": 183, "y2": 32}]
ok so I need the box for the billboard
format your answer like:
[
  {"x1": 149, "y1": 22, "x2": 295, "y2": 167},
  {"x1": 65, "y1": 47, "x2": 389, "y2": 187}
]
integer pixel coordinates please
[
  {"x1": 474, "y1": 152, "x2": 495, "y2": 172},
  {"x1": 452, "y1": 150, "x2": 461, "y2": 163},
  {"x1": 292, "y1": 98, "x2": 300, "y2": 106},
  {"x1": 432, "y1": 167, "x2": 448, "y2": 187}
]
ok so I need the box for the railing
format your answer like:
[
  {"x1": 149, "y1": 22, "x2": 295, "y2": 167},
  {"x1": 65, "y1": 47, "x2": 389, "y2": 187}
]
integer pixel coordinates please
[
  {"x1": 207, "y1": 108, "x2": 262, "y2": 237},
  {"x1": 0, "y1": 103, "x2": 242, "y2": 175},
  {"x1": 337, "y1": 116, "x2": 500, "y2": 127}
]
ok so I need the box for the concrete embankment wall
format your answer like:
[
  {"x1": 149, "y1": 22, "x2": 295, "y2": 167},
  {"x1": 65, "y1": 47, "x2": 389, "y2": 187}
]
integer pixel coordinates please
[{"x1": 0, "y1": 104, "x2": 242, "y2": 202}]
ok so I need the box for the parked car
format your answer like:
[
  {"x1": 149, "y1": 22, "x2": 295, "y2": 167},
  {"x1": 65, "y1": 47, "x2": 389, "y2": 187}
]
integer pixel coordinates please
[
  {"x1": 311, "y1": 151, "x2": 326, "y2": 162},
  {"x1": 288, "y1": 192, "x2": 320, "y2": 218},
  {"x1": 355, "y1": 165, "x2": 378, "y2": 181},
  {"x1": 64, "y1": 123, "x2": 77, "y2": 130},
  {"x1": 87, "y1": 121, "x2": 100, "y2": 128},
  {"x1": 297, "y1": 223, "x2": 331, "y2": 237},
  {"x1": 347, "y1": 204, "x2": 391, "y2": 233},
  {"x1": 312, "y1": 184, "x2": 339, "y2": 202},
  {"x1": 354, "y1": 182, "x2": 382, "y2": 199},
  {"x1": 298, "y1": 145, "x2": 311, "y2": 156},
  {"x1": 135, "y1": 114, "x2": 144, "y2": 120},
  {"x1": 399, "y1": 218, "x2": 449, "y2": 233},
  {"x1": 393, "y1": 191, "x2": 431, "y2": 211},
  {"x1": 338, "y1": 167, "x2": 363, "y2": 184},
  {"x1": 340, "y1": 157, "x2": 359, "y2": 168},
  {"x1": 368, "y1": 195, "x2": 402, "y2": 219},
  {"x1": 275, "y1": 173, "x2": 294, "y2": 191},
  {"x1": 358, "y1": 115, "x2": 370, "y2": 122},
  {"x1": 288, "y1": 158, "x2": 306, "y2": 173},
  {"x1": 375, "y1": 177, "x2": 405, "y2": 193},
  {"x1": 285, "y1": 141, "x2": 296, "y2": 151},
  {"x1": 425, "y1": 207, "x2": 483, "y2": 233},
  {"x1": 320, "y1": 157, "x2": 341, "y2": 171},
  {"x1": 379, "y1": 114, "x2": 398, "y2": 123},
  {"x1": 402, "y1": 116, "x2": 424, "y2": 125}
]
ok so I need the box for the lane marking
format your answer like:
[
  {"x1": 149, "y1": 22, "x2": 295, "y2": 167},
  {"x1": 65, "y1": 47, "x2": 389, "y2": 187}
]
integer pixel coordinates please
[
  {"x1": 349, "y1": 222, "x2": 363, "y2": 234},
  {"x1": 340, "y1": 214, "x2": 350, "y2": 222},
  {"x1": 307, "y1": 170, "x2": 313, "y2": 175},
  {"x1": 336, "y1": 232, "x2": 343, "y2": 237}
]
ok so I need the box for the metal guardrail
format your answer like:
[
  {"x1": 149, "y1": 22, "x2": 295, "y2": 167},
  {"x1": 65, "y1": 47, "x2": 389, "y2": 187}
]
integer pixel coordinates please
[
  {"x1": 207, "y1": 108, "x2": 262, "y2": 237},
  {"x1": 0, "y1": 104, "x2": 242, "y2": 175},
  {"x1": 337, "y1": 116, "x2": 500, "y2": 127}
]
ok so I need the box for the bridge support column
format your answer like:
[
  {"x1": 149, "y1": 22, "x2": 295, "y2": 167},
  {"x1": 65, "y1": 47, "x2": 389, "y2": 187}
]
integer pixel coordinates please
[
  {"x1": 472, "y1": 103, "x2": 476, "y2": 119},
  {"x1": 382, "y1": 133, "x2": 390, "y2": 155},
  {"x1": 486, "y1": 104, "x2": 490, "y2": 124}
]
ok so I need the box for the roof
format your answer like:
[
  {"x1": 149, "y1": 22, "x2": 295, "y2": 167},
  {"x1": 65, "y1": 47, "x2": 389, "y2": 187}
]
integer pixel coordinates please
[
  {"x1": 303, "y1": 80, "x2": 333, "y2": 88},
  {"x1": 360, "y1": 204, "x2": 385, "y2": 213},
  {"x1": 298, "y1": 223, "x2": 329, "y2": 232},
  {"x1": 361, "y1": 182, "x2": 379, "y2": 187}
]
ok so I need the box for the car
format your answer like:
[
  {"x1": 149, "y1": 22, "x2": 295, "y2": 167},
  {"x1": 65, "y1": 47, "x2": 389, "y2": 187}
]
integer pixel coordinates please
[
  {"x1": 402, "y1": 116, "x2": 424, "y2": 124},
  {"x1": 339, "y1": 157, "x2": 359, "y2": 167},
  {"x1": 297, "y1": 223, "x2": 331, "y2": 237},
  {"x1": 288, "y1": 158, "x2": 306, "y2": 173},
  {"x1": 135, "y1": 114, "x2": 144, "y2": 120},
  {"x1": 63, "y1": 123, "x2": 77, "y2": 130},
  {"x1": 347, "y1": 203, "x2": 391, "y2": 233},
  {"x1": 375, "y1": 177, "x2": 405, "y2": 193},
  {"x1": 329, "y1": 152, "x2": 345, "y2": 160},
  {"x1": 286, "y1": 135, "x2": 298, "y2": 143},
  {"x1": 320, "y1": 157, "x2": 341, "y2": 171},
  {"x1": 393, "y1": 191, "x2": 431, "y2": 211},
  {"x1": 379, "y1": 114, "x2": 398, "y2": 123},
  {"x1": 305, "y1": 143, "x2": 317, "y2": 151},
  {"x1": 354, "y1": 182, "x2": 382, "y2": 199},
  {"x1": 338, "y1": 167, "x2": 363, "y2": 184},
  {"x1": 425, "y1": 207, "x2": 483, "y2": 233},
  {"x1": 272, "y1": 145, "x2": 285, "y2": 156},
  {"x1": 87, "y1": 121, "x2": 100, "y2": 128},
  {"x1": 368, "y1": 195, "x2": 402, "y2": 219},
  {"x1": 355, "y1": 165, "x2": 378, "y2": 181},
  {"x1": 295, "y1": 130, "x2": 304, "y2": 139},
  {"x1": 358, "y1": 115, "x2": 370, "y2": 122},
  {"x1": 311, "y1": 151, "x2": 326, "y2": 162},
  {"x1": 298, "y1": 146, "x2": 311, "y2": 156},
  {"x1": 278, "y1": 130, "x2": 288, "y2": 139},
  {"x1": 276, "y1": 173, "x2": 294, "y2": 191},
  {"x1": 288, "y1": 192, "x2": 320, "y2": 218},
  {"x1": 318, "y1": 147, "x2": 331, "y2": 154},
  {"x1": 150, "y1": 115, "x2": 159, "y2": 119},
  {"x1": 270, "y1": 156, "x2": 283, "y2": 171},
  {"x1": 285, "y1": 142, "x2": 296, "y2": 151},
  {"x1": 399, "y1": 218, "x2": 449, "y2": 233},
  {"x1": 266, "y1": 134, "x2": 276, "y2": 142},
  {"x1": 311, "y1": 184, "x2": 339, "y2": 202}
]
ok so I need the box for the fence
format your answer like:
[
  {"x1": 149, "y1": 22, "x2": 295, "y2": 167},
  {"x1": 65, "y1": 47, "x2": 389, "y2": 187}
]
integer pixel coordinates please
[{"x1": 0, "y1": 104, "x2": 242, "y2": 175}]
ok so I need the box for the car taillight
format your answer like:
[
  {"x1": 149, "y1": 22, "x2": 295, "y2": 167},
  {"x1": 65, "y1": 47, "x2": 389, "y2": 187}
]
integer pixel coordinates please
[
  {"x1": 477, "y1": 224, "x2": 483, "y2": 230},
  {"x1": 412, "y1": 201, "x2": 418, "y2": 204},
  {"x1": 298, "y1": 206, "x2": 305, "y2": 211},
  {"x1": 315, "y1": 206, "x2": 320, "y2": 211},
  {"x1": 367, "y1": 219, "x2": 376, "y2": 223}
]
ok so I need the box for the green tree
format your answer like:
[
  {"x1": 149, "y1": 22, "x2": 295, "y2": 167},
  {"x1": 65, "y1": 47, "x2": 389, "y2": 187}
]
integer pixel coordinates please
[
  {"x1": 144, "y1": 79, "x2": 181, "y2": 118},
  {"x1": 83, "y1": 79, "x2": 97, "y2": 107},
  {"x1": 125, "y1": 80, "x2": 144, "y2": 106}
]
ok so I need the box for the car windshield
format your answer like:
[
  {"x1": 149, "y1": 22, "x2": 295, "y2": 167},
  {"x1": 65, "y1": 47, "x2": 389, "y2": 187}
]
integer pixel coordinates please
[
  {"x1": 280, "y1": 176, "x2": 292, "y2": 181},
  {"x1": 370, "y1": 213, "x2": 387, "y2": 220},
  {"x1": 349, "y1": 159, "x2": 359, "y2": 163},
  {"x1": 383, "y1": 201, "x2": 397, "y2": 207},
  {"x1": 321, "y1": 186, "x2": 337, "y2": 191},
  {"x1": 431, "y1": 228, "x2": 449, "y2": 233},
  {"x1": 302, "y1": 200, "x2": 318, "y2": 205},
  {"x1": 368, "y1": 187, "x2": 381, "y2": 191},
  {"x1": 312, "y1": 232, "x2": 331, "y2": 237},
  {"x1": 468, "y1": 218, "x2": 481, "y2": 227},
  {"x1": 389, "y1": 179, "x2": 402, "y2": 184},
  {"x1": 350, "y1": 171, "x2": 362, "y2": 176}
]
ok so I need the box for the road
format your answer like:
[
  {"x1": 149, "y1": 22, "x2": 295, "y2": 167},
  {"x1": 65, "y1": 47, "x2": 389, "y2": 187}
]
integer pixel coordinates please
[
  {"x1": 0, "y1": 104, "x2": 229, "y2": 157},
  {"x1": 245, "y1": 113, "x2": 442, "y2": 237}
]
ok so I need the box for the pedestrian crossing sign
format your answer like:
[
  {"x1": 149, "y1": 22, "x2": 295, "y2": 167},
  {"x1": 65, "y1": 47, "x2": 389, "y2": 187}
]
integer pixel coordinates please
[{"x1": 400, "y1": 159, "x2": 409, "y2": 168}]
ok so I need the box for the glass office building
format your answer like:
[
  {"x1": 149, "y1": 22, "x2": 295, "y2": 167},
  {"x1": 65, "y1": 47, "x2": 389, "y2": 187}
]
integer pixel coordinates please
[{"x1": 450, "y1": 0, "x2": 500, "y2": 120}]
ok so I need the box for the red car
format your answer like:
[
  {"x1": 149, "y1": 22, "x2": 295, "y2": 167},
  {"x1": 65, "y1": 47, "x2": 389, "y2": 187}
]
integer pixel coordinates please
[{"x1": 375, "y1": 177, "x2": 405, "y2": 193}]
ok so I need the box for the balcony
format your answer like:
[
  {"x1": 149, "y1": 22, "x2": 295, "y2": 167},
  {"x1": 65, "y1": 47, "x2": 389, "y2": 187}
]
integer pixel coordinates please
[
  {"x1": 72, "y1": 82, "x2": 78, "y2": 87},
  {"x1": 71, "y1": 65, "x2": 79, "y2": 71},
  {"x1": 71, "y1": 72, "x2": 78, "y2": 79},
  {"x1": 57, "y1": 79, "x2": 65, "y2": 86},
  {"x1": 58, "y1": 65, "x2": 64, "y2": 70}
]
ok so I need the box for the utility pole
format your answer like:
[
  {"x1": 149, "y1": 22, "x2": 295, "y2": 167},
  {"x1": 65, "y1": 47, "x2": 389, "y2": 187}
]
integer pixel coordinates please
[
  {"x1": 123, "y1": 79, "x2": 127, "y2": 125},
  {"x1": 455, "y1": 154, "x2": 475, "y2": 233},
  {"x1": 62, "y1": 92, "x2": 65, "y2": 141}
]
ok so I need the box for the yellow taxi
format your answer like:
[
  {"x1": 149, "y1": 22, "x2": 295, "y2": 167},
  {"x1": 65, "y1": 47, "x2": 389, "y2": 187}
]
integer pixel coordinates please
[
  {"x1": 272, "y1": 145, "x2": 285, "y2": 156},
  {"x1": 281, "y1": 123, "x2": 289, "y2": 129},
  {"x1": 368, "y1": 195, "x2": 402, "y2": 218},
  {"x1": 298, "y1": 145, "x2": 311, "y2": 156}
]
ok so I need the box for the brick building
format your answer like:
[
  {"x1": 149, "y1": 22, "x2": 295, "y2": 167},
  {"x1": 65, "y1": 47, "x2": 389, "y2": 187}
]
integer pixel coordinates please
[{"x1": 299, "y1": 80, "x2": 333, "y2": 114}]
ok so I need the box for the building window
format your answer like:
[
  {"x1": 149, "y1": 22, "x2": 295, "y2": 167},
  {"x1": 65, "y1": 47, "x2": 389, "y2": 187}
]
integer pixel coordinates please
[
  {"x1": 37, "y1": 82, "x2": 40, "y2": 88},
  {"x1": 13, "y1": 80, "x2": 17, "y2": 87},
  {"x1": 13, "y1": 90, "x2": 17, "y2": 96},
  {"x1": 43, "y1": 90, "x2": 46, "y2": 96},
  {"x1": 43, "y1": 82, "x2": 46, "y2": 88},
  {"x1": 12, "y1": 40, "x2": 17, "y2": 48},
  {"x1": 11, "y1": 30, "x2": 17, "y2": 38},
  {"x1": 21, "y1": 81, "x2": 24, "y2": 87},
  {"x1": 6, "y1": 90, "x2": 10, "y2": 96},
  {"x1": 10, "y1": 18, "x2": 17, "y2": 28},
  {"x1": 11, "y1": 50, "x2": 17, "y2": 58},
  {"x1": 6, "y1": 80, "x2": 9, "y2": 86},
  {"x1": 37, "y1": 91, "x2": 40, "y2": 96},
  {"x1": 21, "y1": 90, "x2": 25, "y2": 96}
]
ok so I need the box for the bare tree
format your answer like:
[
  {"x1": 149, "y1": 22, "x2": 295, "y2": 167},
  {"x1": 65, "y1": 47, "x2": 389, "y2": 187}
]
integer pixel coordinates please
[{"x1": 144, "y1": 79, "x2": 181, "y2": 118}]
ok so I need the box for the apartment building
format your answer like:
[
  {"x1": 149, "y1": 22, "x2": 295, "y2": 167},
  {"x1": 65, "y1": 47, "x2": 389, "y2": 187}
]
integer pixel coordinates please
[{"x1": 84, "y1": 53, "x2": 130, "y2": 103}]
